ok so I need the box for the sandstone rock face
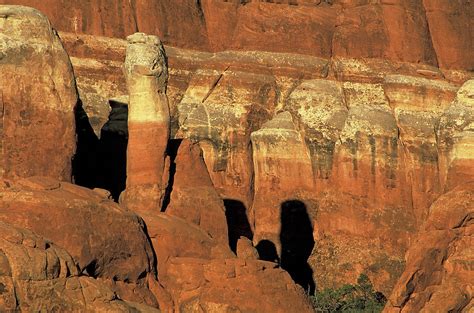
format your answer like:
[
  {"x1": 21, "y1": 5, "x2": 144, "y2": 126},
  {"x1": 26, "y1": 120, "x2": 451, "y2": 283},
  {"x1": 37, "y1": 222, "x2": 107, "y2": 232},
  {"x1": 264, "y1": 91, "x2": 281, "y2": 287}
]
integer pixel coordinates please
[
  {"x1": 384, "y1": 75, "x2": 458, "y2": 221},
  {"x1": 177, "y1": 65, "x2": 279, "y2": 206},
  {"x1": 163, "y1": 257, "x2": 314, "y2": 313},
  {"x1": 165, "y1": 139, "x2": 229, "y2": 245},
  {"x1": 250, "y1": 112, "x2": 314, "y2": 249},
  {"x1": 121, "y1": 32, "x2": 170, "y2": 212},
  {"x1": 0, "y1": 177, "x2": 156, "y2": 289},
  {"x1": 60, "y1": 29, "x2": 472, "y2": 295},
  {"x1": 437, "y1": 79, "x2": 474, "y2": 192},
  {"x1": 385, "y1": 182, "x2": 474, "y2": 312},
  {"x1": 0, "y1": 220, "x2": 159, "y2": 312},
  {"x1": 1, "y1": 1, "x2": 472, "y2": 71},
  {"x1": 333, "y1": 0, "x2": 437, "y2": 66},
  {"x1": 0, "y1": 5, "x2": 77, "y2": 181},
  {"x1": 423, "y1": 0, "x2": 474, "y2": 70},
  {"x1": 2, "y1": 3, "x2": 473, "y2": 311},
  {"x1": 138, "y1": 212, "x2": 233, "y2": 278}
]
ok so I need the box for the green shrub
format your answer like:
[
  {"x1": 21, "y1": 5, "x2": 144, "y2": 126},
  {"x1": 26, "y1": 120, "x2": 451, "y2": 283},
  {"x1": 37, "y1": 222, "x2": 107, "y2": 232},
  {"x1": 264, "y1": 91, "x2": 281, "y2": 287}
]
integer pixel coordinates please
[{"x1": 310, "y1": 274, "x2": 386, "y2": 313}]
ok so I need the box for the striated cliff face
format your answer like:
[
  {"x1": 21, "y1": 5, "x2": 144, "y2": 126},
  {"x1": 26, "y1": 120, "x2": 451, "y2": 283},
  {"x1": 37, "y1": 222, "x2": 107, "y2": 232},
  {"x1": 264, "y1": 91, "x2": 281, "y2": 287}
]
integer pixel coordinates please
[
  {"x1": 0, "y1": 2, "x2": 473, "y2": 312},
  {"x1": 57, "y1": 28, "x2": 473, "y2": 297},
  {"x1": 0, "y1": 0, "x2": 472, "y2": 71}
]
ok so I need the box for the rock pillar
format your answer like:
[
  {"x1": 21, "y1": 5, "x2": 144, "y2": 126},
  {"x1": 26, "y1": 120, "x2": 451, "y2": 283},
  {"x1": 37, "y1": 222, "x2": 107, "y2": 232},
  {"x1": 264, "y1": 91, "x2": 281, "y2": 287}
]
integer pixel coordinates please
[{"x1": 121, "y1": 32, "x2": 170, "y2": 212}]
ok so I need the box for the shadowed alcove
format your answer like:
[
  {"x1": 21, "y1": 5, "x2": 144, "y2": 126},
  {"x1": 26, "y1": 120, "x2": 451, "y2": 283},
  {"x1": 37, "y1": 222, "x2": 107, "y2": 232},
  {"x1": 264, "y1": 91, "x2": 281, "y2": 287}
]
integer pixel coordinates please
[
  {"x1": 72, "y1": 98, "x2": 128, "y2": 201},
  {"x1": 223, "y1": 199, "x2": 253, "y2": 253},
  {"x1": 256, "y1": 239, "x2": 279, "y2": 263},
  {"x1": 280, "y1": 200, "x2": 315, "y2": 295},
  {"x1": 72, "y1": 99, "x2": 100, "y2": 189}
]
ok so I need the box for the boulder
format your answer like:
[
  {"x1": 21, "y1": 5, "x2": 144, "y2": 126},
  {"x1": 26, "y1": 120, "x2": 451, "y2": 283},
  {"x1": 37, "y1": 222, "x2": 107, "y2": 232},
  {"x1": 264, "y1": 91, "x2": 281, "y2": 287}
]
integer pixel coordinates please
[
  {"x1": 0, "y1": 5, "x2": 77, "y2": 181},
  {"x1": 0, "y1": 220, "x2": 159, "y2": 312},
  {"x1": 138, "y1": 212, "x2": 234, "y2": 279},
  {"x1": 0, "y1": 177, "x2": 156, "y2": 290}
]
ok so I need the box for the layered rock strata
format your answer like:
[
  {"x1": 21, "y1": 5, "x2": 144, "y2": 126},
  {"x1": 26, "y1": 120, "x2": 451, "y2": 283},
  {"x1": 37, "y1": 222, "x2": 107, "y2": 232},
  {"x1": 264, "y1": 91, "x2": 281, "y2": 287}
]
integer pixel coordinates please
[
  {"x1": 1, "y1": 3, "x2": 473, "y2": 312},
  {"x1": 0, "y1": 0, "x2": 472, "y2": 71},
  {"x1": 1, "y1": 6, "x2": 317, "y2": 311},
  {"x1": 59, "y1": 30, "x2": 472, "y2": 295}
]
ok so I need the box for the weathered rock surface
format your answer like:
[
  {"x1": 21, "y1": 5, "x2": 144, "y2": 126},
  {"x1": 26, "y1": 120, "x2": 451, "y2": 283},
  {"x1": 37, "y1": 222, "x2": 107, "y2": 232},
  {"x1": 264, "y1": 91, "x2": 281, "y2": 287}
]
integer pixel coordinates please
[
  {"x1": 121, "y1": 32, "x2": 170, "y2": 213},
  {"x1": 165, "y1": 139, "x2": 229, "y2": 245},
  {"x1": 437, "y1": 79, "x2": 474, "y2": 192},
  {"x1": 60, "y1": 30, "x2": 472, "y2": 294},
  {"x1": 1, "y1": 1, "x2": 472, "y2": 71},
  {"x1": 251, "y1": 112, "x2": 314, "y2": 249},
  {"x1": 0, "y1": 177, "x2": 155, "y2": 287},
  {"x1": 0, "y1": 5, "x2": 77, "y2": 181},
  {"x1": 384, "y1": 182, "x2": 474, "y2": 312},
  {"x1": 137, "y1": 211, "x2": 233, "y2": 277},
  {"x1": 2, "y1": 3, "x2": 473, "y2": 311},
  {"x1": 177, "y1": 65, "x2": 279, "y2": 206},
  {"x1": 0, "y1": 220, "x2": 159, "y2": 312},
  {"x1": 162, "y1": 257, "x2": 314, "y2": 313}
]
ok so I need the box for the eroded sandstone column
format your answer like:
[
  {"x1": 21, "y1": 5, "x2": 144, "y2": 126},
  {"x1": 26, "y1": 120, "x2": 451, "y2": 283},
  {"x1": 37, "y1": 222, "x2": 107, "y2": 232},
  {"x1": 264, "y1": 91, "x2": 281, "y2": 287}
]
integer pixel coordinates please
[{"x1": 121, "y1": 32, "x2": 170, "y2": 212}]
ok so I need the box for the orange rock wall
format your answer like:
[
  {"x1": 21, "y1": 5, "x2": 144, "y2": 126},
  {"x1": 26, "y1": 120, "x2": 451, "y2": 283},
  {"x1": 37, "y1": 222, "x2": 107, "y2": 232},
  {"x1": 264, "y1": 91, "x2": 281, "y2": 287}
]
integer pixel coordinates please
[{"x1": 0, "y1": 0, "x2": 472, "y2": 70}]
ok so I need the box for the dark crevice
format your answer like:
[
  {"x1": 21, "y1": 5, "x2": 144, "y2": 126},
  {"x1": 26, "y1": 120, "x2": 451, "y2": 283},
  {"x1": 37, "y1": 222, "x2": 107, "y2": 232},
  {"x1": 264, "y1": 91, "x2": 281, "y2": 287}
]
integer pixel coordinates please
[
  {"x1": 72, "y1": 99, "x2": 100, "y2": 189},
  {"x1": 72, "y1": 98, "x2": 128, "y2": 202},
  {"x1": 82, "y1": 260, "x2": 98, "y2": 278},
  {"x1": 140, "y1": 219, "x2": 158, "y2": 278},
  {"x1": 224, "y1": 199, "x2": 253, "y2": 253},
  {"x1": 161, "y1": 139, "x2": 182, "y2": 212},
  {"x1": 280, "y1": 200, "x2": 315, "y2": 295},
  {"x1": 201, "y1": 65, "x2": 229, "y2": 104},
  {"x1": 97, "y1": 100, "x2": 128, "y2": 201}
]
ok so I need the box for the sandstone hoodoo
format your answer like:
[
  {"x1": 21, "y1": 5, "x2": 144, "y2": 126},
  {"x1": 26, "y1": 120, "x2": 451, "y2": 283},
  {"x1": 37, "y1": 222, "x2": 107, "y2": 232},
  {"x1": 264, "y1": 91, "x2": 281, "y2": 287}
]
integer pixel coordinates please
[
  {"x1": 1, "y1": 2, "x2": 473, "y2": 312},
  {"x1": 121, "y1": 32, "x2": 171, "y2": 213}
]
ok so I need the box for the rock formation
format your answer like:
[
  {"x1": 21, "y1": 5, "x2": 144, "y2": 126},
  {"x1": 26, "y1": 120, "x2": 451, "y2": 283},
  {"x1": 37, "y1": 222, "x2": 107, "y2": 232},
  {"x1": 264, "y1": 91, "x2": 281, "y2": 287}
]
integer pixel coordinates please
[
  {"x1": 0, "y1": 176, "x2": 158, "y2": 306},
  {"x1": 121, "y1": 32, "x2": 170, "y2": 212},
  {"x1": 0, "y1": 5, "x2": 77, "y2": 181},
  {"x1": 437, "y1": 79, "x2": 474, "y2": 192},
  {"x1": 0, "y1": 220, "x2": 159, "y2": 312},
  {"x1": 385, "y1": 182, "x2": 473, "y2": 312},
  {"x1": 0, "y1": 0, "x2": 472, "y2": 72},
  {"x1": 58, "y1": 27, "x2": 472, "y2": 298},
  {"x1": 1, "y1": 2, "x2": 473, "y2": 312}
]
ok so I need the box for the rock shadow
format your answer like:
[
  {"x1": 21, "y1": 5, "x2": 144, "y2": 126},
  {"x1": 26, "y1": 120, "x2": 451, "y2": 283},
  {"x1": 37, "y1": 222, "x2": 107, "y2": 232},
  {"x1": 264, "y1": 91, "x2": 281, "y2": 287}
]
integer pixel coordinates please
[
  {"x1": 161, "y1": 139, "x2": 182, "y2": 212},
  {"x1": 224, "y1": 199, "x2": 253, "y2": 253},
  {"x1": 256, "y1": 239, "x2": 279, "y2": 263},
  {"x1": 72, "y1": 99, "x2": 128, "y2": 202},
  {"x1": 97, "y1": 99, "x2": 128, "y2": 201},
  {"x1": 280, "y1": 200, "x2": 315, "y2": 295},
  {"x1": 72, "y1": 99, "x2": 100, "y2": 189}
]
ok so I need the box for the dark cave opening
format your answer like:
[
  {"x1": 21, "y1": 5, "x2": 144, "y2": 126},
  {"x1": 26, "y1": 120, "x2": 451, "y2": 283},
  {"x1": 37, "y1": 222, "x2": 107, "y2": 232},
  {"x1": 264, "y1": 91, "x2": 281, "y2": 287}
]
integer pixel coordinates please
[
  {"x1": 223, "y1": 199, "x2": 253, "y2": 253},
  {"x1": 280, "y1": 200, "x2": 316, "y2": 295},
  {"x1": 72, "y1": 99, "x2": 128, "y2": 202}
]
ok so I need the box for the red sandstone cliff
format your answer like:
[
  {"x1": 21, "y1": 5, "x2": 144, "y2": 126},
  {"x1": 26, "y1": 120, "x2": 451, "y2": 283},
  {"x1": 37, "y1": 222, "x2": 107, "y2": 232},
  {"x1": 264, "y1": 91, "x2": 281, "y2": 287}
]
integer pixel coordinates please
[
  {"x1": 0, "y1": 2, "x2": 473, "y2": 312},
  {"x1": 0, "y1": 0, "x2": 472, "y2": 70}
]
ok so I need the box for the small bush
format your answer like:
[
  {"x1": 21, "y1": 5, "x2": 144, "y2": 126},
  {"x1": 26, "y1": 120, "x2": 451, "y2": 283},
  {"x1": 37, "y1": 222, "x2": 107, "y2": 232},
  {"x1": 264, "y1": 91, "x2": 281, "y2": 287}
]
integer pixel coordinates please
[{"x1": 311, "y1": 274, "x2": 386, "y2": 313}]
